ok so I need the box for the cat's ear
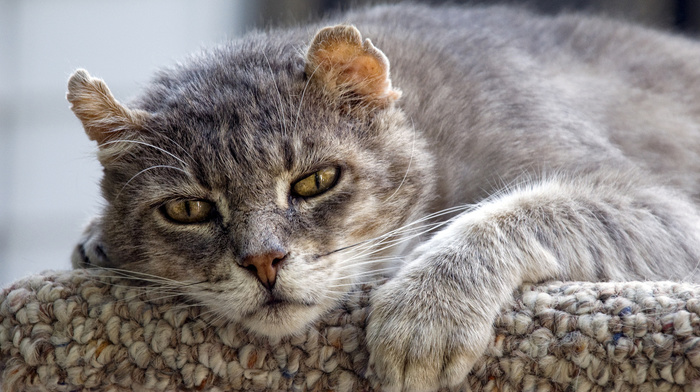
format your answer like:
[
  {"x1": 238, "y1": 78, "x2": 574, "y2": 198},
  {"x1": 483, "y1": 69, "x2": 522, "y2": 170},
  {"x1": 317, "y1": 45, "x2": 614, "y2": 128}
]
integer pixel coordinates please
[
  {"x1": 67, "y1": 69, "x2": 148, "y2": 145},
  {"x1": 305, "y1": 25, "x2": 401, "y2": 108}
]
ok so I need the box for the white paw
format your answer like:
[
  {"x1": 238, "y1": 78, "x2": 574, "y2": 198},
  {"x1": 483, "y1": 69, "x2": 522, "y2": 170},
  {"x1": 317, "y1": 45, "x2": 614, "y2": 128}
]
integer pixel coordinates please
[
  {"x1": 71, "y1": 218, "x2": 111, "y2": 268},
  {"x1": 366, "y1": 259, "x2": 495, "y2": 391}
]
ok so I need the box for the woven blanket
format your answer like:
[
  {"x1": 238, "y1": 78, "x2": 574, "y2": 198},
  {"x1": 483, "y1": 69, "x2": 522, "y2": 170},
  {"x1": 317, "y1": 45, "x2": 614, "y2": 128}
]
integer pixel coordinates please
[{"x1": 1, "y1": 270, "x2": 700, "y2": 391}]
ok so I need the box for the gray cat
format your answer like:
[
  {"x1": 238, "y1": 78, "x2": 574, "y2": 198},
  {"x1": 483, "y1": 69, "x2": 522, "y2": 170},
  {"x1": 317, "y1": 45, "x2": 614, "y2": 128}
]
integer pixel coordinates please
[{"x1": 68, "y1": 4, "x2": 700, "y2": 391}]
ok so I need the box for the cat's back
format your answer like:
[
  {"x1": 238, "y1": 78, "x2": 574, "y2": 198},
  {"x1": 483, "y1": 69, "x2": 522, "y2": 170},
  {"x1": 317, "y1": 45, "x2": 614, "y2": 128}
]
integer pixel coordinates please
[
  {"x1": 344, "y1": 4, "x2": 700, "y2": 202},
  {"x1": 347, "y1": 4, "x2": 700, "y2": 91}
]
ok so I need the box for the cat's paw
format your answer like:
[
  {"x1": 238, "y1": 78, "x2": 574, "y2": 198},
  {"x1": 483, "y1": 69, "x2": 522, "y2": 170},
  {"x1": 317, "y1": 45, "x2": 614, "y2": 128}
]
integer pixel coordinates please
[
  {"x1": 366, "y1": 261, "x2": 495, "y2": 392},
  {"x1": 71, "y1": 218, "x2": 111, "y2": 268}
]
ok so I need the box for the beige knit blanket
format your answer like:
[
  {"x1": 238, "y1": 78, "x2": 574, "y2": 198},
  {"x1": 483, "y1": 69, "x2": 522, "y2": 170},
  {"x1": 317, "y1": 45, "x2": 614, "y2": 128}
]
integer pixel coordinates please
[{"x1": 1, "y1": 270, "x2": 700, "y2": 391}]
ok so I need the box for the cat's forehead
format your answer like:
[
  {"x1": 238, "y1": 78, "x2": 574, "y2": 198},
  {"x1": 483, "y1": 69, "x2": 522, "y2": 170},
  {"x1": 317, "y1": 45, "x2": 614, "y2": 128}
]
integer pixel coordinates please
[
  {"x1": 131, "y1": 46, "x2": 358, "y2": 187},
  {"x1": 141, "y1": 43, "x2": 307, "y2": 121},
  {"x1": 103, "y1": 28, "x2": 396, "y2": 196},
  {"x1": 144, "y1": 69, "x2": 344, "y2": 147}
]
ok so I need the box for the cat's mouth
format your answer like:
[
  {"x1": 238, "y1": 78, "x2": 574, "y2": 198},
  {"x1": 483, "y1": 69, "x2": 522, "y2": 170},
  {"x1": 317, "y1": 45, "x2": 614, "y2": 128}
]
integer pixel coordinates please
[
  {"x1": 262, "y1": 293, "x2": 315, "y2": 308},
  {"x1": 264, "y1": 296, "x2": 287, "y2": 307}
]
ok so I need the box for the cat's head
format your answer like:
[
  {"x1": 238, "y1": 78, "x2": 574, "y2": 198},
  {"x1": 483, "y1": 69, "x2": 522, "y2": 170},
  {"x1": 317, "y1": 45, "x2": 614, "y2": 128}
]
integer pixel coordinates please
[{"x1": 68, "y1": 25, "x2": 434, "y2": 337}]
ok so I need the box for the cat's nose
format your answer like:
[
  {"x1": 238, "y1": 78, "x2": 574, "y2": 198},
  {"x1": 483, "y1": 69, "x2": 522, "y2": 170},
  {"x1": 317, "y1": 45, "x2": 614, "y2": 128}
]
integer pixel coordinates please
[{"x1": 241, "y1": 250, "x2": 287, "y2": 290}]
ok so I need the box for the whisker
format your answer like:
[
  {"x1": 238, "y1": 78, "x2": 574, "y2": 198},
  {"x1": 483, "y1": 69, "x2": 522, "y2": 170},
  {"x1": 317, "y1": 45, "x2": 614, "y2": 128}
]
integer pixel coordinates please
[
  {"x1": 99, "y1": 139, "x2": 189, "y2": 168},
  {"x1": 79, "y1": 284, "x2": 186, "y2": 305},
  {"x1": 90, "y1": 266, "x2": 194, "y2": 285},
  {"x1": 336, "y1": 221, "x2": 448, "y2": 262},
  {"x1": 82, "y1": 267, "x2": 210, "y2": 305},
  {"x1": 327, "y1": 277, "x2": 389, "y2": 288},
  {"x1": 384, "y1": 116, "x2": 416, "y2": 203},
  {"x1": 294, "y1": 63, "x2": 320, "y2": 131},
  {"x1": 332, "y1": 264, "x2": 399, "y2": 276},
  {"x1": 82, "y1": 273, "x2": 183, "y2": 288},
  {"x1": 142, "y1": 292, "x2": 193, "y2": 303},
  {"x1": 333, "y1": 256, "x2": 402, "y2": 271},
  {"x1": 263, "y1": 52, "x2": 288, "y2": 135},
  {"x1": 116, "y1": 165, "x2": 189, "y2": 200},
  {"x1": 321, "y1": 204, "x2": 472, "y2": 258},
  {"x1": 83, "y1": 279, "x2": 186, "y2": 292},
  {"x1": 327, "y1": 267, "x2": 398, "y2": 283},
  {"x1": 338, "y1": 222, "x2": 442, "y2": 253},
  {"x1": 158, "y1": 133, "x2": 196, "y2": 163}
]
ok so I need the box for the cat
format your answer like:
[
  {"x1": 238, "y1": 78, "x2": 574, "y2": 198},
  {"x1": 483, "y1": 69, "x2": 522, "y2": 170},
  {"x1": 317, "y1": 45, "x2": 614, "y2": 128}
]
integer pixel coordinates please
[{"x1": 68, "y1": 3, "x2": 700, "y2": 391}]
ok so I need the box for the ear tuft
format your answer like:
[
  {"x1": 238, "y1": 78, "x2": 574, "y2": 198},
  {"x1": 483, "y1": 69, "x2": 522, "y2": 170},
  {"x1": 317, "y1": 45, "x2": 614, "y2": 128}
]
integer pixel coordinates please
[
  {"x1": 306, "y1": 25, "x2": 400, "y2": 107},
  {"x1": 67, "y1": 69, "x2": 148, "y2": 145}
]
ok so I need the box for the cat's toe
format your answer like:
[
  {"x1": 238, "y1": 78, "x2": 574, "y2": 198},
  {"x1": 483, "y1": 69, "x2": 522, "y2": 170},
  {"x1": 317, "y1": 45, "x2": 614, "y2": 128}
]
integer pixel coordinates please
[
  {"x1": 366, "y1": 263, "x2": 494, "y2": 391},
  {"x1": 367, "y1": 326, "x2": 477, "y2": 391},
  {"x1": 366, "y1": 296, "x2": 467, "y2": 390}
]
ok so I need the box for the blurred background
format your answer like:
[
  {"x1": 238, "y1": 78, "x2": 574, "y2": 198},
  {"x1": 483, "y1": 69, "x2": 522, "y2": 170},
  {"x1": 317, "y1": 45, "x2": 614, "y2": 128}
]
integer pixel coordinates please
[{"x1": 1, "y1": 0, "x2": 700, "y2": 287}]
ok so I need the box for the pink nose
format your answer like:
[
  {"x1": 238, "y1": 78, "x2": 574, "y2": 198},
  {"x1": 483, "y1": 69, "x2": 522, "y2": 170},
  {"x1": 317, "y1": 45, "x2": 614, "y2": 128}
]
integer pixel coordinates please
[{"x1": 241, "y1": 250, "x2": 287, "y2": 289}]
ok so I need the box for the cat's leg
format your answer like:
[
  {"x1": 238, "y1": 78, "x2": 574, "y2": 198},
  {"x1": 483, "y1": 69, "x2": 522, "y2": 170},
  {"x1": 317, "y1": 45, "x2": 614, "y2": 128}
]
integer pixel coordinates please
[
  {"x1": 71, "y1": 217, "x2": 112, "y2": 268},
  {"x1": 366, "y1": 173, "x2": 700, "y2": 391}
]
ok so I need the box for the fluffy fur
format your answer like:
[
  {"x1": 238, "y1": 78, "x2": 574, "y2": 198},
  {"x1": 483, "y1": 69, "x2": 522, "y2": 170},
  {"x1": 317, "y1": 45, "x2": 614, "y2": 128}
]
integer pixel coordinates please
[{"x1": 69, "y1": 4, "x2": 700, "y2": 391}]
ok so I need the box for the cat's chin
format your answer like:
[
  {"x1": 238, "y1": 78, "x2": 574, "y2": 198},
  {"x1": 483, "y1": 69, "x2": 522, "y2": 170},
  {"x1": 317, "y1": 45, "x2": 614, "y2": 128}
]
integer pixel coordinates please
[
  {"x1": 190, "y1": 280, "x2": 345, "y2": 339},
  {"x1": 240, "y1": 301, "x2": 326, "y2": 339}
]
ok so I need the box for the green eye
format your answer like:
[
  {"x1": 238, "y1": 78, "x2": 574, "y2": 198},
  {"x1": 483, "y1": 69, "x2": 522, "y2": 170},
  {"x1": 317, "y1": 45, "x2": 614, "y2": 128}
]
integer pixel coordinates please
[
  {"x1": 162, "y1": 200, "x2": 213, "y2": 223},
  {"x1": 292, "y1": 166, "x2": 340, "y2": 197}
]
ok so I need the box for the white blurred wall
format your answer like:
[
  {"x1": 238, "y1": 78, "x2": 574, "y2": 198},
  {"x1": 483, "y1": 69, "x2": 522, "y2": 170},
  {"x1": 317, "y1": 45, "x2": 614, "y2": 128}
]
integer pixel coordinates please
[{"x1": 0, "y1": 0, "x2": 252, "y2": 286}]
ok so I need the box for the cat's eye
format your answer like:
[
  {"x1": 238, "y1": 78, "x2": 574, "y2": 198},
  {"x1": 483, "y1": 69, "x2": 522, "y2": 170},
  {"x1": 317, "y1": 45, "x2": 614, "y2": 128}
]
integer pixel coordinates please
[
  {"x1": 292, "y1": 166, "x2": 340, "y2": 198},
  {"x1": 162, "y1": 200, "x2": 213, "y2": 224}
]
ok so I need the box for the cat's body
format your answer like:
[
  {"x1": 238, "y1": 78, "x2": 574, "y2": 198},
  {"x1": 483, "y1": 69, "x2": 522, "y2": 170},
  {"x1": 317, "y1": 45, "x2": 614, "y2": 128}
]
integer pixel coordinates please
[{"x1": 69, "y1": 4, "x2": 700, "y2": 391}]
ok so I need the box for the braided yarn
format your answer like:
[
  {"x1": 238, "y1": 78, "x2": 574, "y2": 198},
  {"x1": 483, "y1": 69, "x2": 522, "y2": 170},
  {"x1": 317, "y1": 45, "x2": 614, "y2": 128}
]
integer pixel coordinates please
[{"x1": 1, "y1": 269, "x2": 700, "y2": 391}]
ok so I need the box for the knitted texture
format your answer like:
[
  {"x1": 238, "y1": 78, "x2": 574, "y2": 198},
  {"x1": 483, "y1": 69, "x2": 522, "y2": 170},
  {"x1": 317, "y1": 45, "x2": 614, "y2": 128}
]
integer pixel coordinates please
[{"x1": 1, "y1": 270, "x2": 700, "y2": 391}]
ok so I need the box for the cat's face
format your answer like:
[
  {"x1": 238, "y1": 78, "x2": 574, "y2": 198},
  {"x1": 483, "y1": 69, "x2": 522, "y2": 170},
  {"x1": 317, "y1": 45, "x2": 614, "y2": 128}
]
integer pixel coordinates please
[{"x1": 68, "y1": 26, "x2": 434, "y2": 337}]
